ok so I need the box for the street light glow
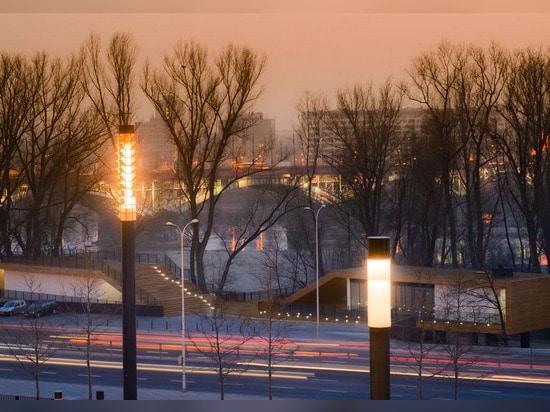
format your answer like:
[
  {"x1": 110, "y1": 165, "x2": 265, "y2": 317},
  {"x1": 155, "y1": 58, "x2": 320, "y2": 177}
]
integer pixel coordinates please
[
  {"x1": 367, "y1": 258, "x2": 391, "y2": 328},
  {"x1": 117, "y1": 124, "x2": 137, "y2": 400},
  {"x1": 367, "y1": 236, "x2": 391, "y2": 400},
  {"x1": 117, "y1": 129, "x2": 137, "y2": 222}
]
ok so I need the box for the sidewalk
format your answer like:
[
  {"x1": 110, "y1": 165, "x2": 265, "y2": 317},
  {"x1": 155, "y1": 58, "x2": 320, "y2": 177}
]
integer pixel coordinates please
[{"x1": 0, "y1": 377, "x2": 264, "y2": 400}]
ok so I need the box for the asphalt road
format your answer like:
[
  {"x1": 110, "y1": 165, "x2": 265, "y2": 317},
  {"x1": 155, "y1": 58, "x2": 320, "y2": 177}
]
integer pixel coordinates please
[{"x1": 1, "y1": 312, "x2": 550, "y2": 400}]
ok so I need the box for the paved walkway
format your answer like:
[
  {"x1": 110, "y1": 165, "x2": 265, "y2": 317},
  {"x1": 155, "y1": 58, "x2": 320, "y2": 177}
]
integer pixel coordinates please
[{"x1": 0, "y1": 377, "x2": 264, "y2": 400}]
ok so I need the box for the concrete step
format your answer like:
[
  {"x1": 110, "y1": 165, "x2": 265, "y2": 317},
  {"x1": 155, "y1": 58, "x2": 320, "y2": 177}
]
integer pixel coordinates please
[
  {"x1": 134, "y1": 263, "x2": 213, "y2": 316},
  {"x1": 100, "y1": 260, "x2": 213, "y2": 316}
]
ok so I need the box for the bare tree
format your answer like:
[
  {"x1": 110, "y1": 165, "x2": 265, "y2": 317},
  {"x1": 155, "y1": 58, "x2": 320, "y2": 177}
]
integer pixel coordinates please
[
  {"x1": 189, "y1": 295, "x2": 255, "y2": 400},
  {"x1": 254, "y1": 241, "x2": 298, "y2": 399},
  {"x1": 66, "y1": 268, "x2": 115, "y2": 400},
  {"x1": 80, "y1": 31, "x2": 137, "y2": 141},
  {"x1": 0, "y1": 276, "x2": 61, "y2": 399},
  {"x1": 392, "y1": 269, "x2": 445, "y2": 399},
  {"x1": 0, "y1": 53, "x2": 36, "y2": 257},
  {"x1": 323, "y1": 79, "x2": 404, "y2": 247},
  {"x1": 1, "y1": 50, "x2": 106, "y2": 257},
  {"x1": 294, "y1": 91, "x2": 329, "y2": 204},
  {"x1": 210, "y1": 185, "x2": 302, "y2": 291},
  {"x1": 294, "y1": 92, "x2": 331, "y2": 277},
  {"x1": 142, "y1": 40, "x2": 269, "y2": 291},
  {"x1": 435, "y1": 269, "x2": 485, "y2": 399},
  {"x1": 80, "y1": 31, "x2": 153, "y2": 237},
  {"x1": 495, "y1": 46, "x2": 550, "y2": 273},
  {"x1": 465, "y1": 269, "x2": 508, "y2": 346},
  {"x1": 452, "y1": 43, "x2": 507, "y2": 270},
  {"x1": 393, "y1": 120, "x2": 445, "y2": 266},
  {"x1": 406, "y1": 41, "x2": 466, "y2": 267}
]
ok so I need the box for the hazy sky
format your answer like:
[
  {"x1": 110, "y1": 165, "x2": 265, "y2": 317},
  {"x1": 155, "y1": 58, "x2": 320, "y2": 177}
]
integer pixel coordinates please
[{"x1": 2, "y1": 2, "x2": 550, "y2": 129}]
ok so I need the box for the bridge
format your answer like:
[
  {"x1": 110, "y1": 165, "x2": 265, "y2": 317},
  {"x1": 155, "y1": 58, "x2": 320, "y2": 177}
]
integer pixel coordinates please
[{"x1": 92, "y1": 163, "x2": 341, "y2": 215}]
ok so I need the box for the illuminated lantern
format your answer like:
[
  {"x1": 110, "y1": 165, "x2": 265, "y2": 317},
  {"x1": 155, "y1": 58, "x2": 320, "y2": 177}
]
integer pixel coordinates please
[
  {"x1": 117, "y1": 125, "x2": 137, "y2": 222},
  {"x1": 367, "y1": 236, "x2": 391, "y2": 328},
  {"x1": 367, "y1": 236, "x2": 391, "y2": 400}
]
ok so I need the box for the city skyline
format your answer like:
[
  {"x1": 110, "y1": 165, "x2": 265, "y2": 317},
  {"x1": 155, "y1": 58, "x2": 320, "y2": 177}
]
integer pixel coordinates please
[{"x1": 2, "y1": 6, "x2": 550, "y2": 129}]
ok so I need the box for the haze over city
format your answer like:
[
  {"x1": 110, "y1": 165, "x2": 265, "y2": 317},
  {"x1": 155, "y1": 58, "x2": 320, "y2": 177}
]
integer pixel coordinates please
[
  {"x1": 2, "y1": 1, "x2": 550, "y2": 129},
  {"x1": 5, "y1": 1, "x2": 550, "y2": 403}
]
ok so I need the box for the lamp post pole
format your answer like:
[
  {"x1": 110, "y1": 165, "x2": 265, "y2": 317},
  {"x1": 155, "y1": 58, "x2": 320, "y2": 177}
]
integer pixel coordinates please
[
  {"x1": 367, "y1": 236, "x2": 391, "y2": 400},
  {"x1": 305, "y1": 204, "x2": 325, "y2": 340},
  {"x1": 117, "y1": 125, "x2": 137, "y2": 400},
  {"x1": 166, "y1": 219, "x2": 198, "y2": 392}
]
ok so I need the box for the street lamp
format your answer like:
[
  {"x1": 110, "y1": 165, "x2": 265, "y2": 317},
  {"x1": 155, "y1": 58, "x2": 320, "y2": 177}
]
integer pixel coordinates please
[
  {"x1": 305, "y1": 204, "x2": 325, "y2": 340},
  {"x1": 367, "y1": 236, "x2": 391, "y2": 400},
  {"x1": 117, "y1": 125, "x2": 137, "y2": 400},
  {"x1": 166, "y1": 218, "x2": 199, "y2": 392}
]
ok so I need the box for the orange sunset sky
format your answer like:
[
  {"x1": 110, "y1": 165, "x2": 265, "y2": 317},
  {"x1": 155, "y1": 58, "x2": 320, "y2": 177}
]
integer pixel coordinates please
[{"x1": 2, "y1": 1, "x2": 550, "y2": 129}]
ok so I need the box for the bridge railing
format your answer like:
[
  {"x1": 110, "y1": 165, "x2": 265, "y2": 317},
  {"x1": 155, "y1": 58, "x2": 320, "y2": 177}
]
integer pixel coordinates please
[{"x1": 220, "y1": 288, "x2": 294, "y2": 302}]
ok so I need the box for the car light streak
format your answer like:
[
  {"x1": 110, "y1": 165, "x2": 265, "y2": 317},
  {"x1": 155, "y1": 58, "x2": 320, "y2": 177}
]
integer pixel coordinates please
[
  {"x1": 0, "y1": 353, "x2": 311, "y2": 380},
  {"x1": 490, "y1": 374, "x2": 550, "y2": 385},
  {"x1": 59, "y1": 335, "x2": 355, "y2": 359}
]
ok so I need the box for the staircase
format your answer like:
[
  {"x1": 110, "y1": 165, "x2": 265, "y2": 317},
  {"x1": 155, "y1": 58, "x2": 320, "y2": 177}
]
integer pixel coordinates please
[{"x1": 135, "y1": 263, "x2": 213, "y2": 316}]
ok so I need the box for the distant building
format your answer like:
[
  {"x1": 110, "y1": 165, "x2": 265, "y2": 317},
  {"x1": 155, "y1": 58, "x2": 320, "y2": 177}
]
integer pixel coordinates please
[
  {"x1": 284, "y1": 265, "x2": 550, "y2": 347},
  {"x1": 136, "y1": 112, "x2": 276, "y2": 172},
  {"x1": 135, "y1": 115, "x2": 176, "y2": 173},
  {"x1": 230, "y1": 113, "x2": 276, "y2": 167}
]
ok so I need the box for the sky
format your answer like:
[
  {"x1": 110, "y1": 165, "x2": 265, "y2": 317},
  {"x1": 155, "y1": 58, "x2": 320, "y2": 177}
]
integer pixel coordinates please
[{"x1": 2, "y1": 2, "x2": 550, "y2": 130}]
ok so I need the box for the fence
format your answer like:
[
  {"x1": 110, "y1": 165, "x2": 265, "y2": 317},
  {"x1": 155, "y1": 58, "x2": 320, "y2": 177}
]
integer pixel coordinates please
[
  {"x1": 220, "y1": 288, "x2": 294, "y2": 302},
  {"x1": 1, "y1": 251, "x2": 167, "y2": 269},
  {"x1": 0, "y1": 394, "x2": 55, "y2": 400},
  {"x1": 0, "y1": 288, "x2": 120, "y2": 305}
]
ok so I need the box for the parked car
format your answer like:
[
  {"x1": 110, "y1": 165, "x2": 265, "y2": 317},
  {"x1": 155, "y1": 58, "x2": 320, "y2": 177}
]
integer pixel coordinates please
[
  {"x1": 0, "y1": 299, "x2": 27, "y2": 316},
  {"x1": 21, "y1": 300, "x2": 58, "y2": 318}
]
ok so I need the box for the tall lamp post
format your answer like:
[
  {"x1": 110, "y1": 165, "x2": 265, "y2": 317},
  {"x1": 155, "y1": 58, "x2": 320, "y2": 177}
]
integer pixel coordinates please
[
  {"x1": 305, "y1": 204, "x2": 325, "y2": 340},
  {"x1": 166, "y1": 219, "x2": 199, "y2": 392},
  {"x1": 117, "y1": 125, "x2": 137, "y2": 400},
  {"x1": 367, "y1": 236, "x2": 391, "y2": 400}
]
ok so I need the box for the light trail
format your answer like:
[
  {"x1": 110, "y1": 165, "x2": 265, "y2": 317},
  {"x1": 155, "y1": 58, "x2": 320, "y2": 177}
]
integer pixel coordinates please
[{"x1": 0, "y1": 353, "x2": 312, "y2": 380}]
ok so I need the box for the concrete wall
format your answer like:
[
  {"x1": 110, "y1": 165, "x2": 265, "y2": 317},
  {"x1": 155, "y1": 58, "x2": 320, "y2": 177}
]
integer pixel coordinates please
[{"x1": 2, "y1": 268, "x2": 121, "y2": 302}]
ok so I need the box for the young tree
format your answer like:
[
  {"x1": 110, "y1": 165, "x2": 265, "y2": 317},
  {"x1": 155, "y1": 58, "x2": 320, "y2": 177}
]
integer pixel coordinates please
[
  {"x1": 435, "y1": 269, "x2": 485, "y2": 399},
  {"x1": 391, "y1": 269, "x2": 445, "y2": 399},
  {"x1": 254, "y1": 242, "x2": 298, "y2": 399},
  {"x1": 465, "y1": 269, "x2": 508, "y2": 346},
  {"x1": 66, "y1": 268, "x2": 115, "y2": 400},
  {"x1": 0, "y1": 276, "x2": 61, "y2": 399},
  {"x1": 189, "y1": 295, "x2": 255, "y2": 400}
]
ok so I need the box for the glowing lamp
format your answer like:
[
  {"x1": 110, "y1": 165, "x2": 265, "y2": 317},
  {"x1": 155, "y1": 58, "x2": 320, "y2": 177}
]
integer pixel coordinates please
[
  {"x1": 367, "y1": 236, "x2": 391, "y2": 328},
  {"x1": 117, "y1": 125, "x2": 137, "y2": 221}
]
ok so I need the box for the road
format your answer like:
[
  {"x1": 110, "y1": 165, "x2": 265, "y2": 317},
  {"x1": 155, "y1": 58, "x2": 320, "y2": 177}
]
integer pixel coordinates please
[{"x1": 1, "y1": 314, "x2": 550, "y2": 399}]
